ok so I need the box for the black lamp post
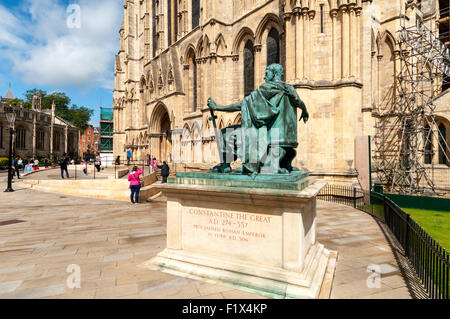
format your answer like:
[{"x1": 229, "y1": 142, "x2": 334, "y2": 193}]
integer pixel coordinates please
[{"x1": 4, "y1": 106, "x2": 16, "y2": 192}]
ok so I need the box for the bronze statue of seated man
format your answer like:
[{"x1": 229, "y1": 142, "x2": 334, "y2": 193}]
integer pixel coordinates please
[{"x1": 207, "y1": 63, "x2": 309, "y2": 175}]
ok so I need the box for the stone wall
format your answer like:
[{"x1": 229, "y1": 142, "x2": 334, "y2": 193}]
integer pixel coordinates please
[{"x1": 113, "y1": 0, "x2": 450, "y2": 183}]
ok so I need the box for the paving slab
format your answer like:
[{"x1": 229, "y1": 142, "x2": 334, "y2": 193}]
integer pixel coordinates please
[{"x1": 0, "y1": 177, "x2": 414, "y2": 299}]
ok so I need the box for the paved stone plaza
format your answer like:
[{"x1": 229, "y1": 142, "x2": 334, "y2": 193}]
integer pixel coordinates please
[{"x1": 0, "y1": 171, "x2": 415, "y2": 299}]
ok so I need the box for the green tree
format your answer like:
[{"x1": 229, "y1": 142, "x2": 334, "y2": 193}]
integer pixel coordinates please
[
  {"x1": 5, "y1": 98, "x2": 32, "y2": 109},
  {"x1": 24, "y1": 89, "x2": 47, "y2": 103},
  {"x1": 23, "y1": 88, "x2": 93, "y2": 131},
  {"x1": 65, "y1": 105, "x2": 93, "y2": 131}
]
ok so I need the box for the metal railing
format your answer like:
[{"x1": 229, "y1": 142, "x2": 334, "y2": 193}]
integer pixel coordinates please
[
  {"x1": 318, "y1": 184, "x2": 450, "y2": 299},
  {"x1": 317, "y1": 184, "x2": 365, "y2": 208}
]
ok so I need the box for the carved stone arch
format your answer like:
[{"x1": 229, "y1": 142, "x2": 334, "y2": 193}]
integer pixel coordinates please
[
  {"x1": 382, "y1": 30, "x2": 397, "y2": 52},
  {"x1": 204, "y1": 117, "x2": 212, "y2": 135},
  {"x1": 233, "y1": 113, "x2": 242, "y2": 125},
  {"x1": 184, "y1": 44, "x2": 197, "y2": 63},
  {"x1": 380, "y1": 32, "x2": 395, "y2": 61},
  {"x1": 232, "y1": 27, "x2": 255, "y2": 55},
  {"x1": 218, "y1": 117, "x2": 225, "y2": 130},
  {"x1": 149, "y1": 102, "x2": 171, "y2": 133},
  {"x1": 192, "y1": 120, "x2": 202, "y2": 139},
  {"x1": 196, "y1": 36, "x2": 204, "y2": 58},
  {"x1": 255, "y1": 13, "x2": 283, "y2": 45},
  {"x1": 375, "y1": 31, "x2": 383, "y2": 54},
  {"x1": 202, "y1": 34, "x2": 210, "y2": 57},
  {"x1": 182, "y1": 123, "x2": 192, "y2": 139},
  {"x1": 215, "y1": 33, "x2": 227, "y2": 56}
]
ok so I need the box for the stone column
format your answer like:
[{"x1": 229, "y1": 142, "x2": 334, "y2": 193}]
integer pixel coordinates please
[
  {"x1": 377, "y1": 54, "x2": 382, "y2": 110},
  {"x1": 283, "y1": 13, "x2": 295, "y2": 82},
  {"x1": 183, "y1": 64, "x2": 190, "y2": 114},
  {"x1": 295, "y1": 10, "x2": 303, "y2": 80},
  {"x1": 371, "y1": 51, "x2": 376, "y2": 107},
  {"x1": 393, "y1": 50, "x2": 400, "y2": 102},
  {"x1": 349, "y1": 5, "x2": 355, "y2": 78},
  {"x1": 307, "y1": 10, "x2": 315, "y2": 80},
  {"x1": 32, "y1": 112, "x2": 36, "y2": 158},
  {"x1": 341, "y1": 5, "x2": 349, "y2": 79},
  {"x1": 254, "y1": 44, "x2": 262, "y2": 86},
  {"x1": 355, "y1": 8, "x2": 362, "y2": 79},
  {"x1": 211, "y1": 54, "x2": 217, "y2": 105},
  {"x1": 50, "y1": 101, "x2": 55, "y2": 159},
  {"x1": 331, "y1": 9, "x2": 338, "y2": 80},
  {"x1": 65, "y1": 125, "x2": 68, "y2": 154},
  {"x1": 302, "y1": 8, "x2": 308, "y2": 80}
]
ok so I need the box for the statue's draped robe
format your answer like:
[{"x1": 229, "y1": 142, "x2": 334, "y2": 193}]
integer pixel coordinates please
[{"x1": 228, "y1": 80, "x2": 306, "y2": 173}]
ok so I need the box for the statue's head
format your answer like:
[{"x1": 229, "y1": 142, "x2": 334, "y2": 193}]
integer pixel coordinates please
[{"x1": 265, "y1": 64, "x2": 283, "y2": 82}]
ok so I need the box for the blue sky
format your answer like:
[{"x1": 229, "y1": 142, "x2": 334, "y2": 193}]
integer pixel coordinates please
[{"x1": 0, "y1": 0, "x2": 123, "y2": 126}]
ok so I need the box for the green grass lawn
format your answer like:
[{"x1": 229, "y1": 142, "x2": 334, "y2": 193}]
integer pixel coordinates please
[{"x1": 402, "y1": 208, "x2": 450, "y2": 251}]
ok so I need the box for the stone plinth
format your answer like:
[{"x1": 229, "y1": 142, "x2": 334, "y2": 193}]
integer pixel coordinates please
[{"x1": 143, "y1": 174, "x2": 336, "y2": 299}]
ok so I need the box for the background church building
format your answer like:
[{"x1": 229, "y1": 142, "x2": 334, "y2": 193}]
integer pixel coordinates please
[
  {"x1": 113, "y1": 0, "x2": 450, "y2": 185},
  {"x1": 0, "y1": 89, "x2": 80, "y2": 161}
]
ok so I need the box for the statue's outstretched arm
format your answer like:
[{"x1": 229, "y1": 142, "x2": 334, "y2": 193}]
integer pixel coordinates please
[
  {"x1": 287, "y1": 86, "x2": 309, "y2": 123},
  {"x1": 208, "y1": 98, "x2": 242, "y2": 112}
]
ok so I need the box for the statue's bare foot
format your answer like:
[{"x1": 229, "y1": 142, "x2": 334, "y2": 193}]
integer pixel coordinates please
[
  {"x1": 278, "y1": 168, "x2": 289, "y2": 174},
  {"x1": 291, "y1": 167, "x2": 300, "y2": 172}
]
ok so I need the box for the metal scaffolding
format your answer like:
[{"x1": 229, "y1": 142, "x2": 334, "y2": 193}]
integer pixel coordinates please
[{"x1": 374, "y1": 8, "x2": 450, "y2": 194}]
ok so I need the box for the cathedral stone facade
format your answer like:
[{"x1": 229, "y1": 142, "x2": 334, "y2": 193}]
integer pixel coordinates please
[{"x1": 114, "y1": 0, "x2": 450, "y2": 182}]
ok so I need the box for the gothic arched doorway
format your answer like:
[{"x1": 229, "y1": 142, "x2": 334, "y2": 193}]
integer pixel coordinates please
[{"x1": 149, "y1": 103, "x2": 172, "y2": 163}]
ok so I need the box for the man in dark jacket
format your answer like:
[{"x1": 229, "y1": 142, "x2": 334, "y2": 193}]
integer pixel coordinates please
[
  {"x1": 60, "y1": 153, "x2": 70, "y2": 179},
  {"x1": 157, "y1": 161, "x2": 170, "y2": 183},
  {"x1": 12, "y1": 157, "x2": 20, "y2": 179}
]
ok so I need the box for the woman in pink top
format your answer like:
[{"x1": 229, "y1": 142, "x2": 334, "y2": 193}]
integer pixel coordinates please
[
  {"x1": 128, "y1": 166, "x2": 143, "y2": 204},
  {"x1": 151, "y1": 157, "x2": 158, "y2": 173}
]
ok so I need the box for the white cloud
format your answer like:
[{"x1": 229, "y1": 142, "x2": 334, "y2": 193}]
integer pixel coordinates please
[{"x1": 2, "y1": 0, "x2": 123, "y2": 90}]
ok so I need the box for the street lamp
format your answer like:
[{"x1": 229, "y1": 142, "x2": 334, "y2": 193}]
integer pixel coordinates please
[{"x1": 4, "y1": 106, "x2": 16, "y2": 192}]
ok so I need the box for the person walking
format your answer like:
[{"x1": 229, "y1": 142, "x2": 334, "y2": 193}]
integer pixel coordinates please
[
  {"x1": 12, "y1": 156, "x2": 20, "y2": 179},
  {"x1": 18, "y1": 157, "x2": 23, "y2": 170},
  {"x1": 157, "y1": 161, "x2": 170, "y2": 183},
  {"x1": 151, "y1": 157, "x2": 158, "y2": 173},
  {"x1": 126, "y1": 149, "x2": 132, "y2": 166},
  {"x1": 94, "y1": 154, "x2": 102, "y2": 173},
  {"x1": 128, "y1": 166, "x2": 143, "y2": 204},
  {"x1": 115, "y1": 155, "x2": 121, "y2": 165},
  {"x1": 44, "y1": 158, "x2": 49, "y2": 169},
  {"x1": 59, "y1": 154, "x2": 70, "y2": 179},
  {"x1": 82, "y1": 160, "x2": 88, "y2": 175}
]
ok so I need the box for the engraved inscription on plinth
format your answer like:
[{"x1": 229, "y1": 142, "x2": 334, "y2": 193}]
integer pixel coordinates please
[
  {"x1": 182, "y1": 207, "x2": 282, "y2": 267},
  {"x1": 145, "y1": 182, "x2": 336, "y2": 299}
]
